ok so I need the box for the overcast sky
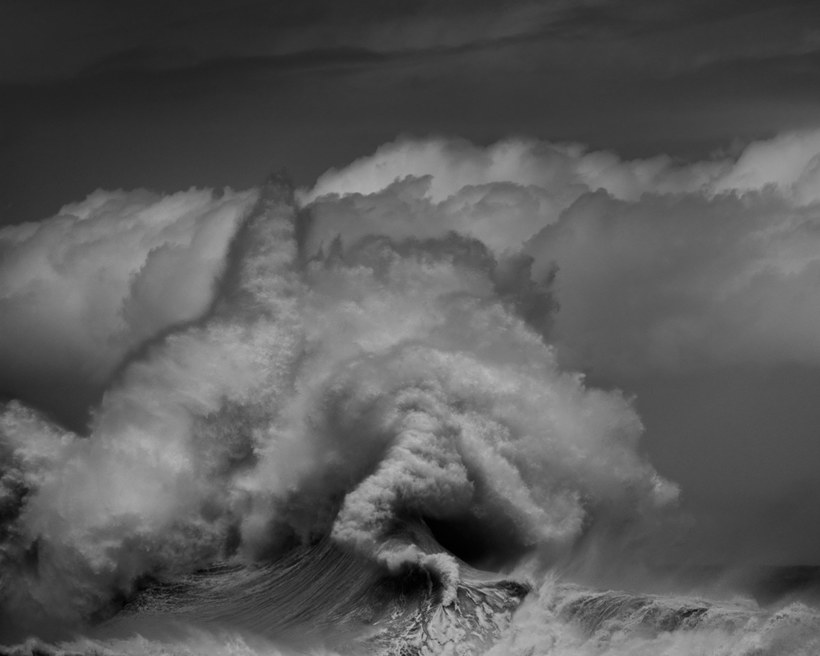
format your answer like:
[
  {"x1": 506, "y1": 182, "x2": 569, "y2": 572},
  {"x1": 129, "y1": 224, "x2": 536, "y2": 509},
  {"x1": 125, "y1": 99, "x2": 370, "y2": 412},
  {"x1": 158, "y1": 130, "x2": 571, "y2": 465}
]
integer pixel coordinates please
[
  {"x1": 3, "y1": 0, "x2": 820, "y2": 223},
  {"x1": 4, "y1": 0, "x2": 820, "y2": 567}
]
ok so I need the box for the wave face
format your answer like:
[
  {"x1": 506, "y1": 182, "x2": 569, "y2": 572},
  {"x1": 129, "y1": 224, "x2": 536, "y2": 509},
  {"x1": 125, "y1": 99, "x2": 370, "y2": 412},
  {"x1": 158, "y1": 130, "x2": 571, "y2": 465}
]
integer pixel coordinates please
[
  {"x1": 2, "y1": 148, "x2": 820, "y2": 654},
  {"x1": 91, "y1": 522, "x2": 531, "y2": 655}
]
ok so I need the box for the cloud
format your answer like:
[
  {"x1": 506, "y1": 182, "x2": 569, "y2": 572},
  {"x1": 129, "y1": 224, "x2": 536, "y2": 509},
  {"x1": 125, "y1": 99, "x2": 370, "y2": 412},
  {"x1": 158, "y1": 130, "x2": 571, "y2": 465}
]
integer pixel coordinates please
[
  {"x1": 6, "y1": 0, "x2": 818, "y2": 86},
  {"x1": 0, "y1": 0, "x2": 569, "y2": 83},
  {"x1": 301, "y1": 136, "x2": 729, "y2": 266},
  {"x1": 305, "y1": 135, "x2": 722, "y2": 205},
  {"x1": 0, "y1": 187, "x2": 255, "y2": 421},
  {"x1": 305, "y1": 129, "x2": 820, "y2": 375},
  {"x1": 526, "y1": 190, "x2": 820, "y2": 375},
  {"x1": 711, "y1": 129, "x2": 820, "y2": 203}
]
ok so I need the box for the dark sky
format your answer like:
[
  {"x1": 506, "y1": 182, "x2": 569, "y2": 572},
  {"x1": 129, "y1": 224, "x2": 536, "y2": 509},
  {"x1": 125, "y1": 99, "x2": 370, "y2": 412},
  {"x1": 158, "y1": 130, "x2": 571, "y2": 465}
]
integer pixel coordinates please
[
  {"x1": 4, "y1": 0, "x2": 820, "y2": 567},
  {"x1": 3, "y1": 0, "x2": 820, "y2": 224}
]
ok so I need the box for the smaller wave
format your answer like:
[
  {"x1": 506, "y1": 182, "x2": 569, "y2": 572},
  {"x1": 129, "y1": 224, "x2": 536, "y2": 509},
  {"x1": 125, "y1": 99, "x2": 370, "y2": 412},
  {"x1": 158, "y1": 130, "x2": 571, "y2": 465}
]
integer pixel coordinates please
[{"x1": 486, "y1": 578, "x2": 820, "y2": 656}]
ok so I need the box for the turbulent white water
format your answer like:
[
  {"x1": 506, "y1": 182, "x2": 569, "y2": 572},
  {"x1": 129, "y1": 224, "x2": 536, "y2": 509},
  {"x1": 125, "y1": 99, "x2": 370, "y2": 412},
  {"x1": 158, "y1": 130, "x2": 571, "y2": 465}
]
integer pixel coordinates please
[{"x1": 3, "y1": 132, "x2": 820, "y2": 654}]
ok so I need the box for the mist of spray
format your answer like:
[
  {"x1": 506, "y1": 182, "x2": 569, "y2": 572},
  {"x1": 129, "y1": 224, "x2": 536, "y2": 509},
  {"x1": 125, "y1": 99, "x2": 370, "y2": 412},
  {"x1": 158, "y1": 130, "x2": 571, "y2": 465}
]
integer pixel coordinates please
[{"x1": 2, "y1": 129, "x2": 820, "y2": 641}]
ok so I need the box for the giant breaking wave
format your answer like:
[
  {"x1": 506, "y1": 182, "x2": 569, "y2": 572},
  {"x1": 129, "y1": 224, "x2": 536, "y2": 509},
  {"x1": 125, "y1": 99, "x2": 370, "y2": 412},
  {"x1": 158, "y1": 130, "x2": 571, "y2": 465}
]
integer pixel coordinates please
[{"x1": 3, "y1": 131, "x2": 820, "y2": 655}]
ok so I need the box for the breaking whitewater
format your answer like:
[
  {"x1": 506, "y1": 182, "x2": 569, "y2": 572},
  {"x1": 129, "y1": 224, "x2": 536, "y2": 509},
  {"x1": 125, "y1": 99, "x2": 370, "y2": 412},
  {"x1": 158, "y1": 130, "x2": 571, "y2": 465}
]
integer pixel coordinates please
[{"x1": 4, "y1": 135, "x2": 820, "y2": 655}]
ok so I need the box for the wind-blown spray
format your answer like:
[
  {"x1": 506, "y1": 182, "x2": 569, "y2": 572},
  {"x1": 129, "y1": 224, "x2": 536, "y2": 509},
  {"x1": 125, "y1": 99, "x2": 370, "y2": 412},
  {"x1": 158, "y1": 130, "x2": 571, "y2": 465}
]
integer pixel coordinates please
[{"x1": 3, "y1": 130, "x2": 820, "y2": 654}]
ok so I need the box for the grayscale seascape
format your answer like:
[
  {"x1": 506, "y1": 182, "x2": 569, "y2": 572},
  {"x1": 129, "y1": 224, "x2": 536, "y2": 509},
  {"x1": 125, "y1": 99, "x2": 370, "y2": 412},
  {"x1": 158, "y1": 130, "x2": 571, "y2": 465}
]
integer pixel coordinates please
[{"x1": 3, "y1": 3, "x2": 820, "y2": 654}]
